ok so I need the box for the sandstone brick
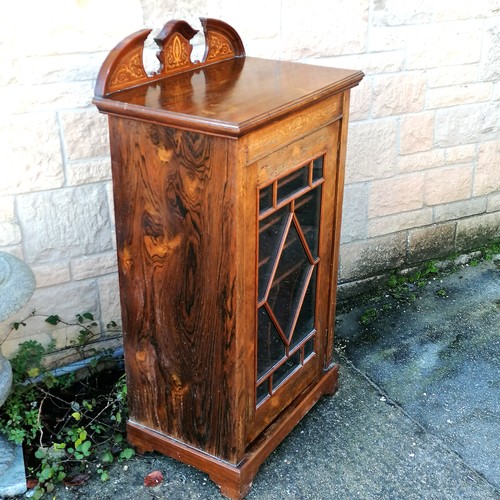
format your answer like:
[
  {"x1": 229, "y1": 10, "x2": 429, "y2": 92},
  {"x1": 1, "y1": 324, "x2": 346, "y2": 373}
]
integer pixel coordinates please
[
  {"x1": 433, "y1": 198, "x2": 487, "y2": 223},
  {"x1": 66, "y1": 158, "x2": 112, "y2": 186},
  {"x1": 435, "y1": 102, "x2": 500, "y2": 147},
  {"x1": 97, "y1": 274, "x2": 121, "y2": 325},
  {"x1": 434, "y1": 0, "x2": 498, "y2": 21},
  {"x1": 398, "y1": 150, "x2": 446, "y2": 174},
  {"x1": 0, "y1": 196, "x2": 20, "y2": 245},
  {"x1": 456, "y1": 212, "x2": 500, "y2": 250},
  {"x1": 0, "y1": 113, "x2": 64, "y2": 195},
  {"x1": 487, "y1": 194, "x2": 500, "y2": 212},
  {"x1": 473, "y1": 140, "x2": 500, "y2": 196},
  {"x1": 71, "y1": 252, "x2": 117, "y2": 281},
  {"x1": 479, "y1": 20, "x2": 500, "y2": 81},
  {"x1": 12, "y1": 52, "x2": 105, "y2": 86},
  {"x1": 16, "y1": 185, "x2": 113, "y2": 264},
  {"x1": 105, "y1": 183, "x2": 117, "y2": 249},
  {"x1": 368, "y1": 26, "x2": 408, "y2": 51},
  {"x1": 2, "y1": 332, "x2": 53, "y2": 359},
  {"x1": 407, "y1": 223, "x2": 456, "y2": 264},
  {"x1": 424, "y1": 164, "x2": 473, "y2": 206},
  {"x1": 341, "y1": 183, "x2": 368, "y2": 243},
  {"x1": 10, "y1": 0, "x2": 143, "y2": 57},
  {"x1": 426, "y1": 83, "x2": 492, "y2": 109},
  {"x1": 0, "y1": 280, "x2": 100, "y2": 357},
  {"x1": 306, "y1": 50, "x2": 404, "y2": 76},
  {"x1": 372, "y1": 72, "x2": 426, "y2": 117},
  {"x1": 372, "y1": 0, "x2": 433, "y2": 26},
  {"x1": 427, "y1": 65, "x2": 478, "y2": 88},
  {"x1": 345, "y1": 120, "x2": 398, "y2": 183},
  {"x1": 445, "y1": 145, "x2": 477, "y2": 164},
  {"x1": 31, "y1": 263, "x2": 71, "y2": 288},
  {"x1": 280, "y1": 0, "x2": 368, "y2": 58},
  {"x1": 340, "y1": 232, "x2": 407, "y2": 281},
  {"x1": 368, "y1": 208, "x2": 433, "y2": 238},
  {"x1": 0, "y1": 222, "x2": 21, "y2": 246},
  {"x1": 337, "y1": 274, "x2": 389, "y2": 302},
  {"x1": 349, "y1": 78, "x2": 372, "y2": 122},
  {"x1": 2, "y1": 81, "x2": 95, "y2": 114},
  {"x1": 0, "y1": 196, "x2": 15, "y2": 222},
  {"x1": 60, "y1": 110, "x2": 110, "y2": 161},
  {"x1": 0, "y1": 246, "x2": 23, "y2": 259},
  {"x1": 400, "y1": 112, "x2": 434, "y2": 155},
  {"x1": 369, "y1": 174, "x2": 425, "y2": 217},
  {"x1": 493, "y1": 83, "x2": 500, "y2": 101},
  {"x1": 406, "y1": 21, "x2": 483, "y2": 70}
]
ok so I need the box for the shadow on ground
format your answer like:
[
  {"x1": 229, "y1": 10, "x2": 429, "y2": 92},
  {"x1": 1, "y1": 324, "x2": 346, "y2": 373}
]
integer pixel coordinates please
[{"x1": 18, "y1": 258, "x2": 500, "y2": 499}]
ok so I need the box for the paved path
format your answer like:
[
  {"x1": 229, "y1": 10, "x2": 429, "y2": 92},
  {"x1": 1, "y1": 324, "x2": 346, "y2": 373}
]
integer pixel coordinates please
[{"x1": 10, "y1": 258, "x2": 500, "y2": 499}]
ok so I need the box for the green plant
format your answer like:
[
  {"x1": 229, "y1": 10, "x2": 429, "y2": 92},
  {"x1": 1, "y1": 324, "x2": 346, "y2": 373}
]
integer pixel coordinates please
[
  {"x1": 360, "y1": 307, "x2": 378, "y2": 326},
  {"x1": 0, "y1": 312, "x2": 132, "y2": 498}
]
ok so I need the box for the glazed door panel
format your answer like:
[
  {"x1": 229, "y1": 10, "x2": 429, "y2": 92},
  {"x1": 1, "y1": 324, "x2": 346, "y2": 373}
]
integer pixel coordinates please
[{"x1": 247, "y1": 122, "x2": 340, "y2": 443}]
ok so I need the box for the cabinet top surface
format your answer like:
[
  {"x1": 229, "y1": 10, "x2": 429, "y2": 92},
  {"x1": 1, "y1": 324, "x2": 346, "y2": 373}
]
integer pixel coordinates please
[{"x1": 98, "y1": 57, "x2": 363, "y2": 136}]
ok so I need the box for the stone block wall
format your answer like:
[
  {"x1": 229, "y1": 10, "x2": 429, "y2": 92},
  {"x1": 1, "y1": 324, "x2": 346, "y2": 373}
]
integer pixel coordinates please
[{"x1": 0, "y1": 0, "x2": 499, "y2": 360}]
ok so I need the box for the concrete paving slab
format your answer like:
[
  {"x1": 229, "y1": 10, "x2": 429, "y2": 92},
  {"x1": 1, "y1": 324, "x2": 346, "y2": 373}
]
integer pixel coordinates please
[
  {"x1": 8, "y1": 257, "x2": 500, "y2": 499},
  {"x1": 43, "y1": 357, "x2": 498, "y2": 499},
  {"x1": 336, "y1": 258, "x2": 500, "y2": 492}
]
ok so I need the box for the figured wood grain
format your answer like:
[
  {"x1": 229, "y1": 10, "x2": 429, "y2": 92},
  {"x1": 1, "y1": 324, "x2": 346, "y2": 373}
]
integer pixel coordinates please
[
  {"x1": 96, "y1": 18, "x2": 363, "y2": 497},
  {"x1": 109, "y1": 116, "x2": 245, "y2": 463},
  {"x1": 127, "y1": 365, "x2": 338, "y2": 500},
  {"x1": 95, "y1": 57, "x2": 362, "y2": 137},
  {"x1": 325, "y1": 91, "x2": 352, "y2": 370}
]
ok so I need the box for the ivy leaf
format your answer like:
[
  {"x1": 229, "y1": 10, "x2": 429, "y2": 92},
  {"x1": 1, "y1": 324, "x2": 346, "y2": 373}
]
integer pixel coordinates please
[
  {"x1": 71, "y1": 412, "x2": 81, "y2": 421},
  {"x1": 101, "y1": 450, "x2": 114, "y2": 464},
  {"x1": 82, "y1": 312, "x2": 94, "y2": 320},
  {"x1": 120, "y1": 448, "x2": 135, "y2": 460},
  {"x1": 45, "y1": 315, "x2": 60, "y2": 326},
  {"x1": 81, "y1": 440, "x2": 92, "y2": 455},
  {"x1": 27, "y1": 367, "x2": 40, "y2": 378}
]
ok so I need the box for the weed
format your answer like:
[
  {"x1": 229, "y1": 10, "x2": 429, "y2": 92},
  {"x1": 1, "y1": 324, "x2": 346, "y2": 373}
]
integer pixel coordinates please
[
  {"x1": 0, "y1": 312, "x2": 131, "y2": 498},
  {"x1": 360, "y1": 307, "x2": 378, "y2": 326}
]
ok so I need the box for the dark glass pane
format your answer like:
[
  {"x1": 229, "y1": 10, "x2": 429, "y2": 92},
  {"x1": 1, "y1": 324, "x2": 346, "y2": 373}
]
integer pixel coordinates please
[
  {"x1": 277, "y1": 166, "x2": 308, "y2": 202},
  {"x1": 304, "y1": 337, "x2": 315, "y2": 360},
  {"x1": 290, "y1": 267, "x2": 317, "y2": 350},
  {"x1": 273, "y1": 351, "x2": 301, "y2": 388},
  {"x1": 256, "y1": 380, "x2": 269, "y2": 405},
  {"x1": 257, "y1": 307, "x2": 285, "y2": 379},
  {"x1": 258, "y1": 207, "x2": 289, "y2": 302},
  {"x1": 259, "y1": 184, "x2": 273, "y2": 214},
  {"x1": 294, "y1": 185, "x2": 322, "y2": 259},
  {"x1": 267, "y1": 222, "x2": 311, "y2": 337},
  {"x1": 312, "y1": 156, "x2": 324, "y2": 181}
]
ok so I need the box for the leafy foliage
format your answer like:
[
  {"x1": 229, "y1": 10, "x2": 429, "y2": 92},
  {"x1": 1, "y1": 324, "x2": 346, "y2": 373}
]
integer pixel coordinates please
[{"x1": 0, "y1": 312, "x2": 132, "y2": 498}]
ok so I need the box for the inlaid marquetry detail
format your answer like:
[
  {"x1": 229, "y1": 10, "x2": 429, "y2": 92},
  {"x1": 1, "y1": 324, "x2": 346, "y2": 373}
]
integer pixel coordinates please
[
  {"x1": 109, "y1": 51, "x2": 148, "y2": 92},
  {"x1": 95, "y1": 18, "x2": 245, "y2": 97},
  {"x1": 161, "y1": 33, "x2": 193, "y2": 72},
  {"x1": 206, "y1": 32, "x2": 233, "y2": 61}
]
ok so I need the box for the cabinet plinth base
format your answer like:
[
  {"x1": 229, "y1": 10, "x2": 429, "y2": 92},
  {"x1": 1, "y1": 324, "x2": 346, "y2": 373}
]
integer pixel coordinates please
[{"x1": 127, "y1": 364, "x2": 338, "y2": 499}]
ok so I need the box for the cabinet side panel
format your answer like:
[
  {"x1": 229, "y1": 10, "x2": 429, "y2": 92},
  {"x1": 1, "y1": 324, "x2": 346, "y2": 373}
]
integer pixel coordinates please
[{"x1": 108, "y1": 117, "x2": 241, "y2": 462}]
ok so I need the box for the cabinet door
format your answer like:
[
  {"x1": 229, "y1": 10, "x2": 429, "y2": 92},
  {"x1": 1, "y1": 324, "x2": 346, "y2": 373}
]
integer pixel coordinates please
[{"x1": 247, "y1": 121, "x2": 341, "y2": 443}]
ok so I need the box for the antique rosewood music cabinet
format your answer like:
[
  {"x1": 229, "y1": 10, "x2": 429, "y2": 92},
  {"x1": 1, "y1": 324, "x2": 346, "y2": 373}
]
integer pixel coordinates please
[{"x1": 94, "y1": 18, "x2": 363, "y2": 499}]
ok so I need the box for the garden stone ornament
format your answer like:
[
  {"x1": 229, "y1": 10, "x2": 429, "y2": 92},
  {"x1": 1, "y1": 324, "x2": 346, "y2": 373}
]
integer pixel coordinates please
[
  {"x1": 0, "y1": 252, "x2": 35, "y2": 496},
  {"x1": 0, "y1": 252, "x2": 35, "y2": 405}
]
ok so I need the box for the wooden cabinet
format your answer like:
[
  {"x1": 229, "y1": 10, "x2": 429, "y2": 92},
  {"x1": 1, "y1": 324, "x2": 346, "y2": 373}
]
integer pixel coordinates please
[{"x1": 94, "y1": 18, "x2": 363, "y2": 499}]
